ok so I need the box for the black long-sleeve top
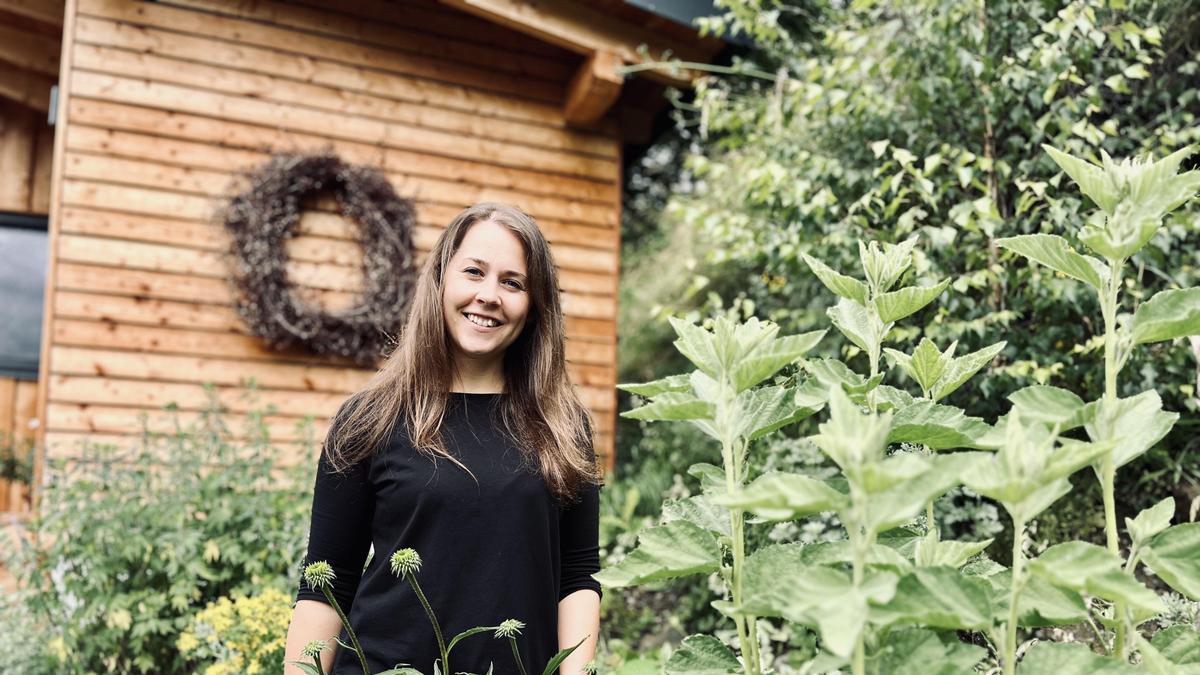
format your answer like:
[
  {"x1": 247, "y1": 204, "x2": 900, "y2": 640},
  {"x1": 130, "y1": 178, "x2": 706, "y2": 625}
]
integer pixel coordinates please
[{"x1": 296, "y1": 392, "x2": 602, "y2": 674}]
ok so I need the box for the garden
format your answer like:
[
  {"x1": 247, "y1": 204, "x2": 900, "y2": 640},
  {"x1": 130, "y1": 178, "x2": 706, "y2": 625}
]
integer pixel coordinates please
[{"x1": 1, "y1": 0, "x2": 1199, "y2": 673}]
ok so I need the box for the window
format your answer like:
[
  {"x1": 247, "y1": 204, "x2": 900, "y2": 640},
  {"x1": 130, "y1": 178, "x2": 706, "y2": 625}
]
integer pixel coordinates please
[{"x1": 0, "y1": 212, "x2": 48, "y2": 380}]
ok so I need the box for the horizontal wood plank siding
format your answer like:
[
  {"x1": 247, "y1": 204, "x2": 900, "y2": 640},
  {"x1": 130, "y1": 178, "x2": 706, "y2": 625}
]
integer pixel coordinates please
[{"x1": 42, "y1": 0, "x2": 620, "y2": 471}]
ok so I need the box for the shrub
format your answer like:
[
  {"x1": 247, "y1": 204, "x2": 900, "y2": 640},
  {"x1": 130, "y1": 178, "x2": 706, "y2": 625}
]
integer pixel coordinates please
[
  {"x1": 2, "y1": 387, "x2": 314, "y2": 674},
  {"x1": 177, "y1": 586, "x2": 292, "y2": 675}
]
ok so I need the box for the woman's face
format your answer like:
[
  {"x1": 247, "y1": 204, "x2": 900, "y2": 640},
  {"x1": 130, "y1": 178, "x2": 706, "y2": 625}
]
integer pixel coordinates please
[{"x1": 441, "y1": 219, "x2": 531, "y2": 366}]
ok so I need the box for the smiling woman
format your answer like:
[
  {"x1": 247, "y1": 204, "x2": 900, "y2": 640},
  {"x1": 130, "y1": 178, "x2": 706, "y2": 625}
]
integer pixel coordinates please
[{"x1": 284, "y1": 203, "x2": 602, "y2": 675}]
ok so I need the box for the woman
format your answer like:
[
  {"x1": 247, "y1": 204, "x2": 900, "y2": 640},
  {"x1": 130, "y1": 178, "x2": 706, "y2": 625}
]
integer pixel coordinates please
[{"x1": 283, "y1": 202, "x2": 603, "y2": 674}]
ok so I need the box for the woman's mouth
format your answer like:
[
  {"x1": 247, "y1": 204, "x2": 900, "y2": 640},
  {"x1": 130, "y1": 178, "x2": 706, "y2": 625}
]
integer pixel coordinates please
[{"x1": 464, "y1": 312, "x2": 502, "y2": 329}]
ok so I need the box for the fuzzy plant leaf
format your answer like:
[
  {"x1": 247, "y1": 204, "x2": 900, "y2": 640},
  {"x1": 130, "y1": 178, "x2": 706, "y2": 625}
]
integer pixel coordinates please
[
  {"x1": 914, "y1": 535, "x2": 994, "y2": 569},
  {"x1": 617, "y1": 373, "x2": 692, "y2": 397},
  {"x1": 869, "y1": 566, "x2": 993, "y2": 630},
  {"x1": 884, "y1": 338, "x2": 955, "y2": 394},
  {"x1": 1028, "y1": 541, "x2": 1166, "y2": 617},
  {"x1": 863, "y1": 453, "x2": 978, "y2": 532},
  {"x1": 864, "y1": 629, "x2": 986, "y2": 675},
  {"x1": 810, "y1": 385, "x2": 893, "y2": 472},
  {"x1": 541, "y1": 637, "x2": 586, "y2": 675},
  {"x1": 1142, "y1": 523, "x2": 1200, "y2": 601},
  {"x1": 859, "y1": 237, "x2": 919, "y2": 293},
  {"x1": 731, "y1": 329, "x2": 826, "y2": 392},
  {"x1": 827, "y1": 297, "x2": 880, "y2": 353},
  {"x1": 995, "y1": 233, "x2": 1108, "y2": 289},
  {"x1": 1151, "y1": 625, "x2": 1200, "y2": 665},
  {"x1": 663, "y1": 634, "x2": 741, "y2": 675},
  {"x1": 887, "y1": 401, "x2": 992, "y2": 450},
  {"x1": 741, "y1": 544, "x2": 898, "y2": 659},
  {"x1": 661, "y1": 495, "x2": 731, "y2": 538},
  {"x1": 1126, "y1": 497, "x2": 1174, "y2": 548},
  {"x1": 687, "y1": 463, "x2": 726, "y2": 495},
  {"x1": 873, "y1": 279, "x2": 951, "y2": 324},
  {"x1": 1064, "y1": 145, "x2": 1200, "y2": 260},
  {"x1": 620, "y1": 392, "x2": 714, "y2": 422},
  {"x1": 1133, "y1": 633, "x2": 1197, "y2": 675},
  {"x1": 593, "y1": 520, "x2": 721, "y2": 587},
  {"x1": 1130, "y1": 287, "x2": 1200, "y2": 344},
  {"x1": 712, "y1": 471, "x2": 848, "y2": 522},
  {"x1": 802, "y1": 253, "x2": 869, "y2": 304},
  {"x1": 931, "y1": 341, "x2": 1006, "y2": 402},
  {"x1": 734, "y1": 384, "x2": 824, "y2": 441},
  {"x1": 1043, "y1": 144, "x2": 1123, "y2": 214},
  {"x1": 1007, "y1": 385, "x2": 1089, "y2": 430},
  {"x1": 793, "y1": 541, "x2": 913, "y2": 573},
  {"x1": 1084, "y1": 389, "x2": 1178, "y2": 469},
  {"x1": 1018, "y1": 641, "x2": 1136, "y2": 674},
  {"x1": 801, "y1": 358, "x2": 884, "y2": 404},
  {"x1": 985, "y1": 570, "x2": 1089, "y2": 627}
]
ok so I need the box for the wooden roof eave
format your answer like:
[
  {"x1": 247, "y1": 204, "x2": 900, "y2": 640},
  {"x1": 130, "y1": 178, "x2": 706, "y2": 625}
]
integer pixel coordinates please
[{"x1": 436, "y1": 0, "x2": 718, "y2": 127}]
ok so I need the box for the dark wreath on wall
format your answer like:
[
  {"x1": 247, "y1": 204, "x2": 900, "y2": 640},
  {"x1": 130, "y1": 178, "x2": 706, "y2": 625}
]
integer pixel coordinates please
[{"x1": 220, "y1": 152, "x2": 417, "y2": 366}]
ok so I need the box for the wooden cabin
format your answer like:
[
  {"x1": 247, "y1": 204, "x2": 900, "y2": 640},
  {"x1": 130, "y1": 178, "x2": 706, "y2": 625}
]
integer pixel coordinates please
[{"x1": 0, "y1": 0, "x2": 726, "y2": 523}]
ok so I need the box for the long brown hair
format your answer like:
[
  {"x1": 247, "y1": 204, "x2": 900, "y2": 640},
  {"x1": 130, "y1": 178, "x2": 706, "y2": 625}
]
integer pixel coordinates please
[{"x1": 324, "y1": 202, "x2": 601, "y2": 503}]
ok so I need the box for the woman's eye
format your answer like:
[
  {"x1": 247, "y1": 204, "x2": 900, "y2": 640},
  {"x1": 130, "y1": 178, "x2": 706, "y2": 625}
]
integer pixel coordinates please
[
  {"x1": 465, "y1": 267, "x2": 482, "y2": 276},
  {"x1": 504, "y1": 280, "x2": 524, "y2": 290}
]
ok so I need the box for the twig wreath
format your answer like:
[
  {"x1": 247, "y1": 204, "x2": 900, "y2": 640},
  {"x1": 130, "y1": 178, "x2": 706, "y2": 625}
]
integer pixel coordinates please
[{"x1": 220, "y1": 152, "x2": 417, "y2": 365}]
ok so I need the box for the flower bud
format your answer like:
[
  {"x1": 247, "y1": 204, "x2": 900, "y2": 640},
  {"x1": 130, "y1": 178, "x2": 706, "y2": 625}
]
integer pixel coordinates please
[
  {"x1": 303, "y1": 561, "x2": 336, "y2": 590},
  {"x1": 389, "y1": 548, "x2": 422, "y2": 577}
]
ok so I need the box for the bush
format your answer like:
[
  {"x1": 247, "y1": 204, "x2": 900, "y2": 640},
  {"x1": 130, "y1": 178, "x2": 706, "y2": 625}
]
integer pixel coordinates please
[
  {"x1": 178, "y1": 586, "x2": 292, "y2": 675},
  {"x1": 1, "y1": 387, "x2": 314, "y2": 674}
]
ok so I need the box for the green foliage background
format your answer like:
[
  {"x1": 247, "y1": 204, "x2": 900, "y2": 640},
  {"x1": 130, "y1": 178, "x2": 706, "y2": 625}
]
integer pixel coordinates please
[{"x1": 607, "y1": 0, "x2": 1200, "y2": 663}]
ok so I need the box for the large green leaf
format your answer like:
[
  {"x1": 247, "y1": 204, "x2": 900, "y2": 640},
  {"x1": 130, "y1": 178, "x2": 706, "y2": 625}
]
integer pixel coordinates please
[
  {"x1": 594, "y1": 520, "x2": 721, "y2": 587},
  {"x1": 1029, "y1": 541, "x2": 1165, "y2": 616},
  {"x1": 827, "y1": 297, "x2": 880, "y2": 353},
  {"x1": 873, "y1": 279, "x2": 951, "y2": 323},
  {"x1": 621, "y1": 392, "x2": 714, "y2": 422},
  {"x1": 1018, "y1": 641, "x2": 1135, "y2": 674},
  {"x1": 687, "y1": 463, "x2": 726, "y2": 496},
  {"x1": 865, "y1": 629, "x2": 985, "y2": 675},
  {"x1": 863, "y1": 453, "x2": 976, "y2": 532},
  {"x1": 1126, "y1": 497, "x2": 1174, "y2": 548},
  {"x1": 911, "y1": 338, "x2": 954, "y2": 392},
  {"x1": 1143, "y1": 523, "x2": 1200, "y2": 600},
  {"x1": 663, "y1": 635, "x2": 740, "y2": 675},
  {"x1": 1135, "y1": 634, "x2": 1200, "y2": 675},
  {"x1": 741, "y1": 545, "x2": 898, "y2": 658},
  {"x1": 617, "y1": 373, "x2": 692, "y2": 397},
  {"x1": 711, "y1": 471, "x2": 847, "y2": 521},
  {"x1": 914, "y1": 534, "x2": 993, "y2": 569},
  {"x1": 996, "y1": 233, "x2": 1108, "y2": 289},
  {"x1": 1044, "y1": 144, "x2": 1122, "y2": 214},
  {"x1": 1085, "y1": 390, "x2": 1179, "y2": 469},
  {"x1": 859, "y1": 237, "x2": 919, "y2": 293},
  {"x1": 1131, "y1": 288, "x2": 1200, "y2": 344},
  {"x1": 1007, "y1": 385, "x2": 1089, "y2": 430},
  {"x1": 793, "y1": 540, "x2": 912, "y2": 572},
  {"x1": 802, "y1": 253, "x2": 869, "y2": 304},
  {"x1": 810, "y1": 385, "x2": 894, "y2": 471},
  {"x1": 668, "y1": 316, "x2": 723, "y2": 379},
  {"x1": 731, "y1": 330, "x2": 826, "y2": 392},
  {"x1": 661, "y1": 495, "x2": 730, "y2": 538},
  {"x1": 734, "y1": 384, "x2": 822, "y2": 441},
  {"x1": 931, "y1": 341, "x2": 1006, "y2": 402},
  {"x1": 887, "y1": 401, "x2": 991, "y2": 449},
  {"x1": 986, "y1": 570, "x2": 1089, "y2": 627},
  {"x1": 1152, "y1": 625, "x2": 1200, "y2": 665},
  {"x1": 870, "y1": 566, "x2": 993, "y2": 630},
  {"x1": 801, "y1": 358, "x2": 884, "y2": 405}
]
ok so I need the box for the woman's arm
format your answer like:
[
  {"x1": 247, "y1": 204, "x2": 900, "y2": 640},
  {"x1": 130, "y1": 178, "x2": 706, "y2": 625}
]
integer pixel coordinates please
[
  {"x1": 557, "y1": 589, "x2": 600, "y2": 674},
  {"x1": 283, "y1": 600, "x2": 343, "y2": 674}
]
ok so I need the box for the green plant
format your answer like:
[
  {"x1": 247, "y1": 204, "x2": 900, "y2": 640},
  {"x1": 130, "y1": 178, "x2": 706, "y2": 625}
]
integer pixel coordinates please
[
  {"x1": 1, "y1": 386, "x2": 313, "y2": 674},
  {"x1": 600, "y1": 145, "x2": 1200, "y2": 674},
  {"x1": 293, "y1": 550, "x2": 586, "y2": 675},
  {"x1": 177, "y1": 586, "x2": 292, "y2": 675}
]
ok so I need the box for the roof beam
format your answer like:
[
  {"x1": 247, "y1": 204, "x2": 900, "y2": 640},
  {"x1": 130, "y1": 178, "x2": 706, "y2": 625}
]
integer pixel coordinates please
[
  {"x1": 0, "y1": 0, "x2": 64, "y2": 26},
  {"x1": 563, "y1": 50, "x2": 623, "y2": 126},
  {"x1": 0, "y1": 61, "x2": 54, "y2": 112},
  {"x1": 0, "y1": 23, "x2": 61, "y2": 77},
  {"x1": 436, "y1": 0, "x2": 705, "y2": 88}
]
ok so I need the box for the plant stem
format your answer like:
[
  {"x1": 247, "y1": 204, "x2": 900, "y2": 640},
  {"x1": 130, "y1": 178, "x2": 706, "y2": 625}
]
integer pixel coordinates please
[
  {"x1": 720, "y1": 386, "x2": 761, "y2": 675},
  {"x1": 311, "y1": 654, "x2": 327, "y2": 675},
  {"x1": 1004, "y1": 519, "x2": 1026, "y2": 675},
  {"x1": 406, "y1": 574, "x2": 449, "y2": 674},
  {"x1": 849, "y1": 489, "x2": 868, "y2": 675},
  {"x1": 320, "y1": 587, "x2": 370, "y2": 675},
  {"x1": 923, "y1": 445, "x2": 938, "y2": 543},
  {"x1": 508, "y1": 637, "x2": 529, "y2": 675},
  {"x1": 1099, "y1": 261, "x2": 1131, "y2": 658}
]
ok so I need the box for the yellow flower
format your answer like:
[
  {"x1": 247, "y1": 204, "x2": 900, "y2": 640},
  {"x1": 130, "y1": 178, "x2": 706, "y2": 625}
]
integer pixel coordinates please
[{"x1": 177, "y1": 631, "x2": 200, "y2": 654}]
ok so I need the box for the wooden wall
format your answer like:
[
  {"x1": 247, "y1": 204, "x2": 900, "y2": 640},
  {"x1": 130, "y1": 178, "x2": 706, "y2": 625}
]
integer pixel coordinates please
[
  {"x1": 39, "y1": 0, "x2": 621, "y2": 475},
  {"x1": 0, "y1": 376, "x2": 36, "y2": 514},
  {"x1": 0, "y1": 97, "x2": 53, "y2": 214}
]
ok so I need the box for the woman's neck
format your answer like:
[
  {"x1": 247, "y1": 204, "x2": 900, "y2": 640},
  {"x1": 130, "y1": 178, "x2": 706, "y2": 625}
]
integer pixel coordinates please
[{"x1": 450, "y1": 358, "x2": 505, "y2": 394}]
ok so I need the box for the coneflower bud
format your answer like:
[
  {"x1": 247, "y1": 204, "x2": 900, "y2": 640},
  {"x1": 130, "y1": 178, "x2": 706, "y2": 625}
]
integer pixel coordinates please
[
  {"x1": 303, "y1": 561, "x2": 336, "y2": 590},
  {"x1": 494, "y1": 618, "x2": 525, "y2": 639},
  {"x1": 390, "y1": 548, "x2": 422, "y2": 577},
  {"x1": 301, "y1": 640, "x2": 327, "y2": 658}
]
